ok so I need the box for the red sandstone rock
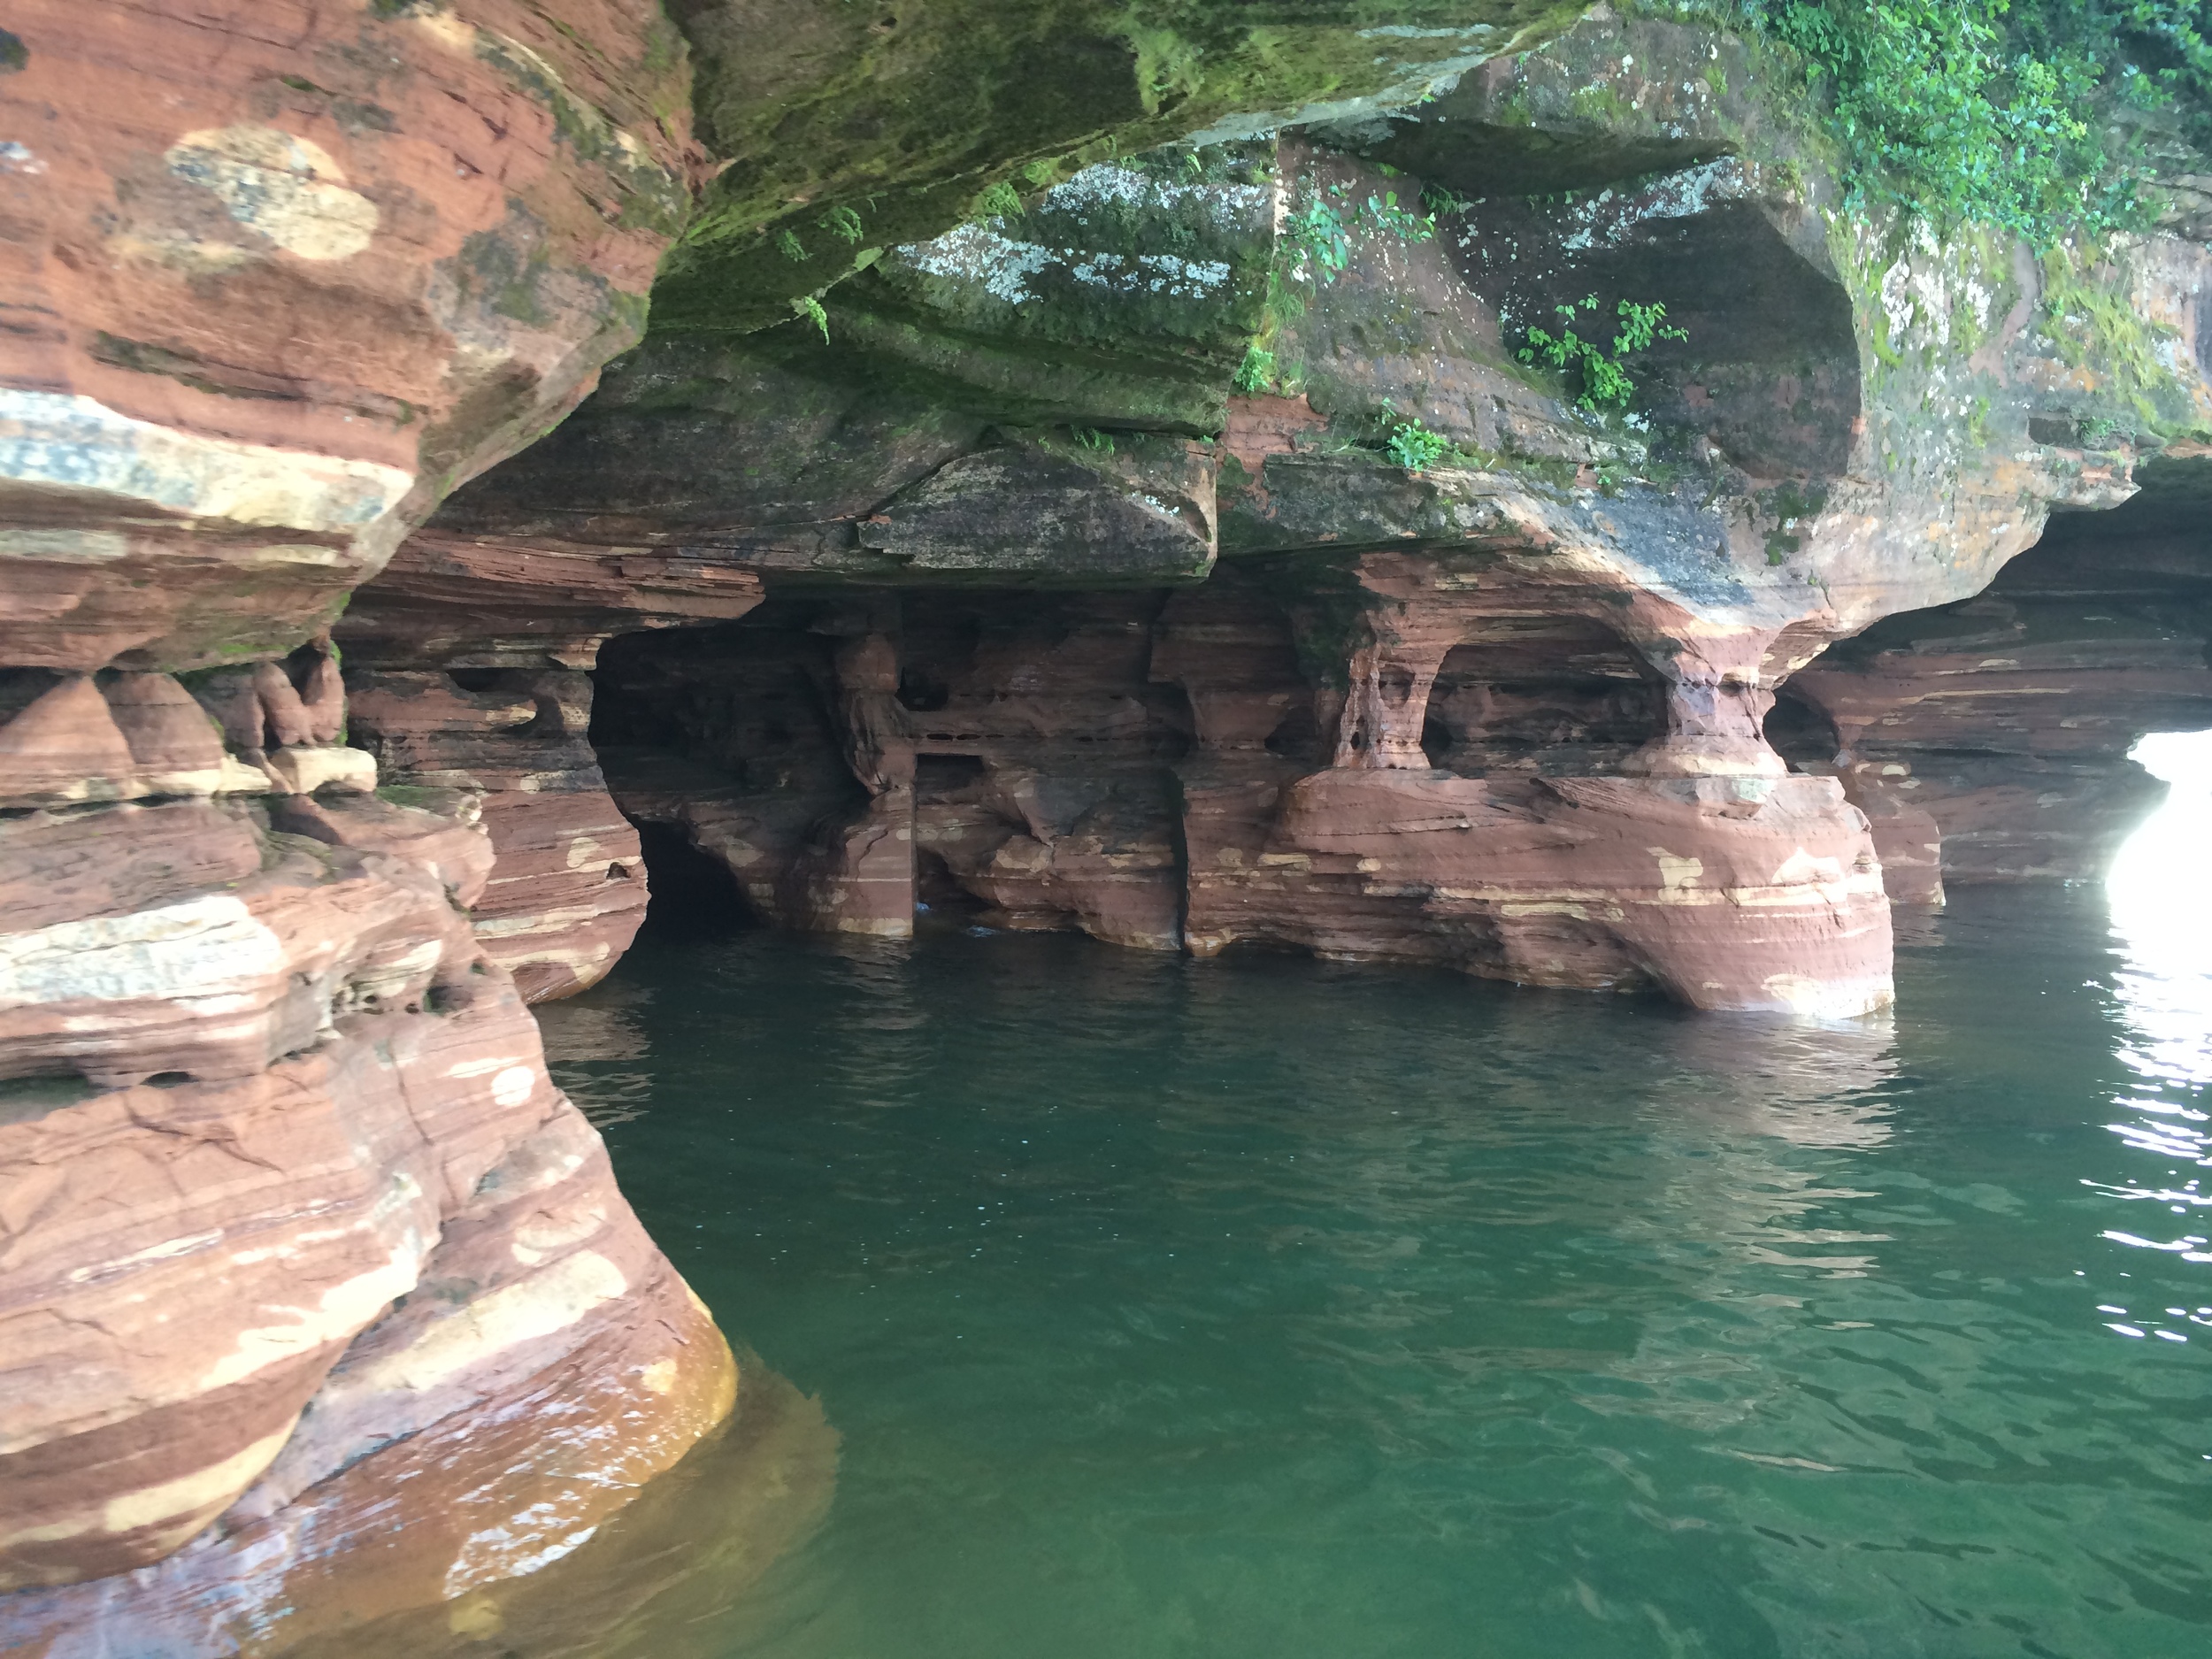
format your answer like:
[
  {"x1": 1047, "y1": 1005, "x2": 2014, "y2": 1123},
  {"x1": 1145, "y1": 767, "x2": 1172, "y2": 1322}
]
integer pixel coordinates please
[
  {"x1": 342, "y1": 667, "x2": 660, "y2": 998},
  {"x1": 0, "y1": 1017, "x2": 735, "y2": 1640},
  {"x1": 0, "y1": 764, "x2": 733, "y2": 1609},
  {"x1": 1782, "y1": 534, "x2": 2212, "y2": 885},
  {"x1": 338, "y1": 534, "x2": 767, "y2": 671},
  {"x1": 5, "y1": 7, "x2": 2209, "y2": 1643},
  {"x1": 0, "y1": 992, "x2": 543, "y2": 1586},
  {"x1": 594, "y1": 577, "x2": 1890, "y2": 1010},
  {"x1": 330, "y1": 538, "x2": 765, "y2": 999},
  {"x1": 0, "y1": 677, "x2": 142, "y2": 807},
  {"x1": 0, "y1": 0, "x2": 696, "y2": 672},
  {"x1": 1183, "y1": 765, "x2": 1892, "y2": 1014},
  {"x1": 0, "y1": 802, "x2": 266, "y2": 931}
]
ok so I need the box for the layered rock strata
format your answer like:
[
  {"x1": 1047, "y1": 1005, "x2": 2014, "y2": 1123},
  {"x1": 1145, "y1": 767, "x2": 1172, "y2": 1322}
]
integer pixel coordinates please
[
  {"x1": 0, "y1": 0, "x2": 737, "y2": 1643},
  {"x1": 1777, "y1": 461, "x2": 2212, "y2": 889},
  {"x1": 411, "y1": 13, "x2": 2212, "y2": 1017},
  {"x1": 4, "y1": 0, "x2": 2212, "y2": 1646},
  {"x1": 334, "y1": 531, "x2": 764, "y2": 999},
  {"x1": 595, "y1": 567, "x2": 1892, "y2": 1014},
  {"x1": 0, "y1": 0, "x2": 697, "y2": 671},
  {"x1": 2, "y1": 0, "x2": 1594, "y2": 1632},
  {"x1": 0, "y1": 689, "x2": 736, "y2": 1646}
]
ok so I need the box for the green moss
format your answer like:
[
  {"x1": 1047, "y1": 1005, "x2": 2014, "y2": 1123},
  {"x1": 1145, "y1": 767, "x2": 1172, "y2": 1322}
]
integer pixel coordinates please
[
  {"x1": 1569, "y1": 82, "x2": 1634, "y2": 124},
  {"x1": 465, "y1": 27, "x2": 688, "y2": 241},
  {"x1": 2035, "y1": 243, "x2": 2185, "y2": 428},
  {"x1": 654, "y1": 0, "x2": 1589, "y2": 335}
]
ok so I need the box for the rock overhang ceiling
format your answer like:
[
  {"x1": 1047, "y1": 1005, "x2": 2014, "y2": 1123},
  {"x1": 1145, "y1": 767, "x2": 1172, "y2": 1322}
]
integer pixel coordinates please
[{"x1": 3, "y1": 1, "x2": 2211, "y2": 1648}]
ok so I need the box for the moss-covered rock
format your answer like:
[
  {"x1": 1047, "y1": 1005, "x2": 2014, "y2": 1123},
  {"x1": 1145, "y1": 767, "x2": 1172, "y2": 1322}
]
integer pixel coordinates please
[{"x1": 650, "y1": 0, "x2": 1592, "y2": 334}]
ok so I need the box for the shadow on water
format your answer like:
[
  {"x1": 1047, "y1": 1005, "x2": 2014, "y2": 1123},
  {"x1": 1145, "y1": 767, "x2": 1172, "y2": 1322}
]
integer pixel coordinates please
[{"x1": 488, "y1": 873, "x2": 2212, "y2": 1659}]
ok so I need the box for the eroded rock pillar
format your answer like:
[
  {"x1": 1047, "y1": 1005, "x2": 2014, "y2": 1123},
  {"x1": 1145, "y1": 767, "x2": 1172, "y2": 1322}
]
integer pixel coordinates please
[
  {"x1": 1173, "y1": 560, "x2": 1895, "y2": 1014},
  {"x1": 1623, "y1": 656, "x2": 1787, "y2": 780},
  {"x1": 1332, "y1": 638, "x2": 1452, "y2": 769}
]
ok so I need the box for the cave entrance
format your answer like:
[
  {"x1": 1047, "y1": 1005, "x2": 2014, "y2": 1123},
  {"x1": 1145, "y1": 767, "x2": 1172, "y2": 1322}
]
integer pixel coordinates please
[
  {"x1": 913, "y1": 753, "x2": 993, "y2": 930},
  {"x1": 1763, "y1": 687, "x2": 1840, "y2": 770},
  {"x1": 2108, "y1": 730, "x2": 2212, "y2": 945},
  {"x1": 634, "y1": 819, "x2": 757, "y2": 941}
]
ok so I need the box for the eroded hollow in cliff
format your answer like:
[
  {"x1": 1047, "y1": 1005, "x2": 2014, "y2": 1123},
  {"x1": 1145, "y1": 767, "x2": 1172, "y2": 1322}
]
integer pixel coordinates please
[
  {"x1": 594, "y1": 588, "x2": 1202, "y2": 946},
  {"x1": 2109, "y1": 729, "x2": 2212, "y2": 969},
  {"x1": 1424, "y1": 618, "x2": 1668, "y2": 777},
  {"x1": 590, "y1": 572, "x2": 1694, "y2": 956},
  {"x1": 1773, "y1": 457, "x2": 2212, "y2": 888}
]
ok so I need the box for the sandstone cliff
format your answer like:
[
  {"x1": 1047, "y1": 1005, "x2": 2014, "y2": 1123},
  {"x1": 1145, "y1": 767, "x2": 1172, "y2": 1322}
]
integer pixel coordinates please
[{"x1": 3, "y1": 0, "x2": 2209, "y2": 1649}]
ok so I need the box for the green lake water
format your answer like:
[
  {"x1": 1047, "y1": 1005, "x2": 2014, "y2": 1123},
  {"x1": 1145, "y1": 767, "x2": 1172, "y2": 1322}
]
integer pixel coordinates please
[{"x1": 539, "y1": 884, "x2": 2212, "y2": 1659}]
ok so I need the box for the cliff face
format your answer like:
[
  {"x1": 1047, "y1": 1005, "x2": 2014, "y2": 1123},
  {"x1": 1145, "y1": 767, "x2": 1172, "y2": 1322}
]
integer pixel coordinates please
[
  {"x1": 3, "y1": 0, "x2": 2210, "y2": 1647},
  {"x1": 376, "y1": 12, "x2": 2212, "y2": 1016},
  {"x1": 0, "y1": 0, "x2": 731, "y2": 1644},
  {"x1": 1781, "y1": 460, "x2": 2212, "y2": 891}
]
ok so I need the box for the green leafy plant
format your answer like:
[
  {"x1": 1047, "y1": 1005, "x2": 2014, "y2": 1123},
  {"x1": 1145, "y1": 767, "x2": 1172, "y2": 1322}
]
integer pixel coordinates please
[
  {"x1": 1285, "y1": 182, "x2": 1441, "y2": 285},
  {"x1": 1365, "y1": 189, "x2": 1436, "y2": 243},
  {"x1": 973, "y1": 181, "x2": 1025, "y2": 221},
  {"x1": 792, "y1": 294, "x2": 829, "y2": 342},
  {"x1": 1071, "y1": 426, "x2": 1115, "y2": 453},
  {"x1": 1421, "y1": 182, "x2": 1478, "y2": 217},
  {"x1": 1286, "y1": 197, "x2": 1353, "y2": 280},
  {"x1": 1386, "y1": 417, "x2": 1452, "y2": 472},
  {"x1": 777, "y1": 229, "x2": 807, "y2": 262},
  {"x1": 1517, "y1": 296, "x2": 1687, "y2": 411},
  {"x1": 1233, "y1": 345, "x2": 1277, "y2": 394},
  {"x1": 819, "y1": 205, "x2": 864, "y2": 245},
  {"x1": 1662, "y1": 0, "x2": 2212, "y2": 243}
]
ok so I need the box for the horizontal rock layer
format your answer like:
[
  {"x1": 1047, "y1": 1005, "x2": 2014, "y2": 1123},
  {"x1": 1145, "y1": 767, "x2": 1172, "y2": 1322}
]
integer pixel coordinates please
[
  {"x1": 1777, "y1": 462, "x2": 2212, "y2": 889},
  {"x1": 0, "y1": 682, "x2": 733, "y2": 1633}
]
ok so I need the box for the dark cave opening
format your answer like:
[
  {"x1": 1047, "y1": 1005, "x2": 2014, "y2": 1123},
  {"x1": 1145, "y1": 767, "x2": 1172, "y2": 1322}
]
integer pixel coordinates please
[
  {"x1": 1763, "y1": 688, "x2": 1841, "y2": 770},
  {"x1": 632, "y1": 818, "x2": 757, "y2": 941}
]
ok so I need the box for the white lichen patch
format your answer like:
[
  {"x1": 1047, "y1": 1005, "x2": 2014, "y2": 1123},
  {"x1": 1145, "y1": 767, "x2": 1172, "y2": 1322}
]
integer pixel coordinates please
[
  {"x1": 490, "y1": 1064, "x2": 539, "y2": 1107},
  {"x1": 0, "y1": 389, "x2": 411, "y2": 533},
  {"x1": 165, "y1": 127, "x2": 378, "y2": 263},
  {"x1": 1854, "y1": 216, "x2": 1999, "y2": 358},
  {"x1": 0, "y1": 895, "x2": 284, "y2": 1010},
  {"x1": 894, "y1": 163, "x2": 1264, "y2": 307},
  {"x1": 895, "y1": 221, "x2": 1056, "y2": 304},
  {"x1": 1041, "y1": 163, "x2": 1268, "y2": 229},
  {"x1": 1067, "y1": 250, "x2": 1234, "y2": 298},
  {"x1": 1557, "y1": 157, "x2": 1752, "y2": 254}
]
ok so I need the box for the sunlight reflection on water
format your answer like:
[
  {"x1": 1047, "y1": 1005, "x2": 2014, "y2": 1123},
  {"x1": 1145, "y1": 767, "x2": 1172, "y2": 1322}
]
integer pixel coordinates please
[{"x1": 2101, "y1": 730, "x2": 2212, "y2": 1294}]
